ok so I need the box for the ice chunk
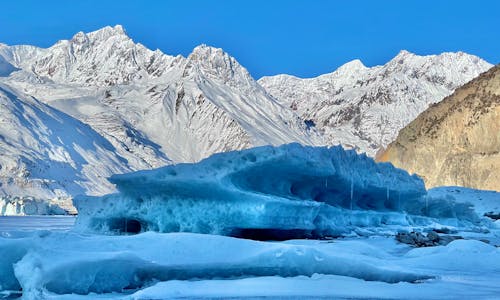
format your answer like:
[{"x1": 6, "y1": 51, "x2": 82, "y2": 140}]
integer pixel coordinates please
[
  {"x1": 0, "y1": 197, "x2": 70, "y2": 216},
  {"x1": 75, "y1": 144, "x2": 480, "y2": 238}
]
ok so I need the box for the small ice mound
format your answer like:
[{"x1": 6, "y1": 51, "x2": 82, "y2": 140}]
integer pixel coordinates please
[
  {"x1": 0, "y1": 197, "x2": 69, "y2": 216},
  {"x1": 74, "y1": 144, "x2": 480, "y2": 238}
]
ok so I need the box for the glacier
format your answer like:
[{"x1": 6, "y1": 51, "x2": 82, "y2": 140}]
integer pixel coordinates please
[{"x1": 75, "y1": 144, "x2": 482, "y2": 238}]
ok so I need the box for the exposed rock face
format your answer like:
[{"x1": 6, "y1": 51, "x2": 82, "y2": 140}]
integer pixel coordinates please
[{"x1": 378, "y1": 65, "x2": 500, "y2": 191}]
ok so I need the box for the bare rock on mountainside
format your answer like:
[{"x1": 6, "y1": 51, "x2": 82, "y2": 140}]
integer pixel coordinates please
[{"x1": 377, "y1": 65, "x2": 500, "y2": 191}]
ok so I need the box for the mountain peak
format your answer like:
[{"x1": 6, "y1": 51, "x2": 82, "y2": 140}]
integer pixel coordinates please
[
  {"x1": 389, "y1": 50, "x2": 417, "y2": 64},
  {"x1": 186, "y1": 44, "x2": 238, "y2": 74},
  {"x1": 113, "y1": 24, "x2": 126, "y2": 33},
  {"x1": 396, "y1": 50, "x2": 414, "y2": 57},
  {"x1": 20, "y1": 24, "x2": 176, "y2": 86},
  {"x1": 334, "y1": 59, "x2": 367, "y2": 75},
  {"x1": 87, "y1": 25, "x2": 129, "y2": 41},
  {"x1": 189, "y1": 44, "x2": 230, "y2": 60}
]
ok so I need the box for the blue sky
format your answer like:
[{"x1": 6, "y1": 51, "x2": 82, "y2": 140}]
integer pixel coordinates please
[{"x1": 1, "y1": 0, "x2": 498, "y2": 78}]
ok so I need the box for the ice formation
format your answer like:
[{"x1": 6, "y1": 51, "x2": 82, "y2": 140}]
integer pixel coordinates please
[
  {"x1": 0, "y1": 197, "x2": 72, "y2": 216},
  {"x1": 75, "y1": 144, "x2": 480, "y2": 238}
]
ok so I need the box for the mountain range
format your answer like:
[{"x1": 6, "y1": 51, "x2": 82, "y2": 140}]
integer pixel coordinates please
[
  {"x1": 259, "y1": 51, "x2": 492, "y2": 156},
  {"x1": 0, "y1": 25, "x2": 494, "y2": 208}
]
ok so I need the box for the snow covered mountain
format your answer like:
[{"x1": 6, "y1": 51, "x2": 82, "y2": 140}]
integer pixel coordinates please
[
  {"x1": 0, "y1": 25, "x2": 321, "y2": 207},
  {"x1": 259, "y1": 51, "x2": 492, "y2": 156},
  {"x1": 0, "y1": 25, "x2": 494, "y2": 208}
]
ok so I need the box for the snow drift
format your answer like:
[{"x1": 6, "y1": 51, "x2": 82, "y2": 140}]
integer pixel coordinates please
[{"x1": 75, "y1": 144, "x2": 480, "y2": 238}]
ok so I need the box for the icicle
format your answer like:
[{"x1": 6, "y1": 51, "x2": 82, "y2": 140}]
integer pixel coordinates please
[
  {"x1": 325, "y1": 177, "x2": 328, "y2": 188},
  {"x1": 350, "y1": 177, "x2": 354, "y2": 211},
  {"x1": 398, "y1": 191, "x2": 401, "y2": 211},
  {"x1": 425, "y1": 195, "x2": 429, "y2": 216},
  {"x1": 386, "y1": 186, "x2": 389, "y2": 202}
]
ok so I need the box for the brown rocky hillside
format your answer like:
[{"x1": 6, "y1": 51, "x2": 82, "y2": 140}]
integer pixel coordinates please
[{"x1": 377, "y1": 65, "x2": 499, "y2": 191}]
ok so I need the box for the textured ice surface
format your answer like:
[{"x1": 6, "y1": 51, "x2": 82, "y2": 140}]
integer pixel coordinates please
[
  {"x1": 75, "y1": 144, "x2": 481, "y2": 238},
  {"x1": 0, "y1": 232, "x2": 431, "y2": 296},
  {"x1": 1, "y1": 231, "x2": 499, "y2": 299}
]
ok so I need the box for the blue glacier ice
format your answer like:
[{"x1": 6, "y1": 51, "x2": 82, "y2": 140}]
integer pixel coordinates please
[{"x1": 75, "y1": 144, "x2": 480, "y2": 238}]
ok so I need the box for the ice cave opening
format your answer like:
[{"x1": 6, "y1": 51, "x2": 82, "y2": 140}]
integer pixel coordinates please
[{"x1": 107, "y1": 218, "x2": 144, "y2": 234}]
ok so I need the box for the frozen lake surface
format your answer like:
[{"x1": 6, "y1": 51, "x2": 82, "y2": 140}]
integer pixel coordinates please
[{"x1": 0, "y1": 216, "x2": 75, "y2": 233}]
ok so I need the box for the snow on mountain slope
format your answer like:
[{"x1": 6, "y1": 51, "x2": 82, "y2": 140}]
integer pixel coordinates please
[
  {"x1": 0, "y1": 83, "x2": 133, "y2": 204},
  {"x1": 259, "y1": 51, "x2": 493, "y2": 156},
  {"x1": 1, "y1": 26, "x2": 321, "y2": 164},
  {"x1": 0, "y1": 25, "x2": 493, "y2": 208},
  {"x1": 0, "y1": 55, "x2": 18, "y2": 77}
]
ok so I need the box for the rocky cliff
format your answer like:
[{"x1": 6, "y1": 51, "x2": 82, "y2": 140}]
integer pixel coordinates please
[{"x1": 378, "y1": 65, "x2": 500, "y2": 191}]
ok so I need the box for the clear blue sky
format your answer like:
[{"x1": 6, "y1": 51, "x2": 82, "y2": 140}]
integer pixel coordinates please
[{"x1": 1, "y1": 0, "x2": 498, "y2": 78}]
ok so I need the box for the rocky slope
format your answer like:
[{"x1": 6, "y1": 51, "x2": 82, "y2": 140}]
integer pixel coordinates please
[
  {"x1": 377, "y1": 65, "x2": 500, "y2": 191},
  {"x1": 259, "y1": 51, "x2": 492, "y2": 156}
]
